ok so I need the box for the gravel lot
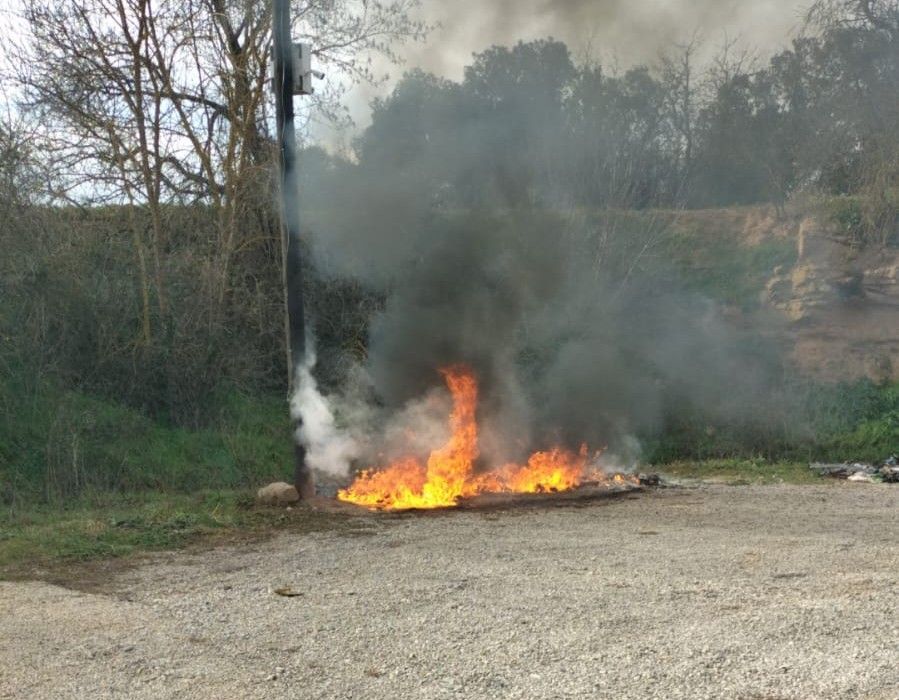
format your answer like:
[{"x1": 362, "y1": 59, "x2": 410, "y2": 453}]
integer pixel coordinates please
[{"x1": 1, "y1": 484, "x2": 897, "y2": 700}]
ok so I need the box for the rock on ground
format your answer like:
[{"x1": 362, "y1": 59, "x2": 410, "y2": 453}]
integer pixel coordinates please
[
  {"x1": 1, "y1": 484, "x2": 897, "y2": 700},
  {"x1": 256, "y1": 482, "x2": 300, "y2": 506}
]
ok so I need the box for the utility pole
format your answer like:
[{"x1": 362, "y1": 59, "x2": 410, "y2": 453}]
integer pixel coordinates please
[{"x1": 273, "y1": 0, "x2": 317, "y2": 499}]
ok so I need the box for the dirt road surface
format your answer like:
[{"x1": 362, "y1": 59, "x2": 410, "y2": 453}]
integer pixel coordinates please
[{"x1": 1, "y1": 484, "x2": 897, "y2": 699}]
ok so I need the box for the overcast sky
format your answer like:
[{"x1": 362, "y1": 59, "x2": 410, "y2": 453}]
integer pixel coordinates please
[{"x1": 1, "y1": 0, "x2": 813, "y2": 140}]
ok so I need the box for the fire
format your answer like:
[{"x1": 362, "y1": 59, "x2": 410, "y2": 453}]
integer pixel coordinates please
[{"x1": 337, "y1": 365, "x2": 616, "y2": 511}]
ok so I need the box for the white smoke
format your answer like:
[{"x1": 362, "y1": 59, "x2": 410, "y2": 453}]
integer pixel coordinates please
[
  {"x1": 289, "y1": 345, "x2": 359, "y2": 478},
  {"x1": 599, "y1": 435, "x2": 644, "y2": 475}
]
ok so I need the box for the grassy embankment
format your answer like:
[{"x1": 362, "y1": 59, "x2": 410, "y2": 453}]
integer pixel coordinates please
[
  {"x1": 2, "y1": 205, "x2": 897, "y2": 573},
  {"x1": 2, "y1": 372, "x2": 895, "y2": 574},
  {"x1": 0, "y1": 373, "x2": 312, "y2": 577}
]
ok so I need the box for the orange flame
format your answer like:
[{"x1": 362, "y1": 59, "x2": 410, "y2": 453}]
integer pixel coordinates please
[{"x1": 337, "y1": 365, "x2": 617, "y2": 511}]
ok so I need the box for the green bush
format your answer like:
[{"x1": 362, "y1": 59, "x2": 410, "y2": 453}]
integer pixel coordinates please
[
  {"x1": 828, "y1": 196, "x2": 865, "y2": 238},
  {"x1": 0, "y1": 366, "x2": 294, "y2": 505},
  {"x1": 823, "y1": 194, "x2": 898, "y2": 247},
  {"x1": 644, "y1": 379, "x2": 899, "y2": 465}
]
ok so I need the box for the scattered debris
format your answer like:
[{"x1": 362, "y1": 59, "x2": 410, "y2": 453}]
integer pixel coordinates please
[
  {"x1": 772, "y1": 572, "x2": 808, "y2": 580},
  {"x1": 810, "y1": 456, "x2": 898, "y2": 484},
  {"x1": 272, "y1": 586, "x2": 303, "y2": 598},
  {"x1": 810, "y1": 462, "x2": 875, "y2": 479},
  {"x1": 880, "y1": 456, "x2": 899, "y2": 483},
  {"x1": 256, "y1": 482, "x2": 300, "y2": 506}
]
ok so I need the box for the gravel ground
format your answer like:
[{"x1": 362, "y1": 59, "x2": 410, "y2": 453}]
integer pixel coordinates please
[{"x1": 1, "y1": 484, "x2": 897, "y2": 700}]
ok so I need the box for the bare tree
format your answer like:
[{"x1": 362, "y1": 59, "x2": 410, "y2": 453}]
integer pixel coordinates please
[
  {"x1": 659, "y1": 33, "x2": 702, "y2": 197},
  {"x1": 6, "y1": 0, "x2": 429, "y2": 340},
  {"x1": 0, "y1": 110, "x2": 42, "y2": 208},
  {"x1": 706, "y1": 33, "x2": 757, "y2": 96}
]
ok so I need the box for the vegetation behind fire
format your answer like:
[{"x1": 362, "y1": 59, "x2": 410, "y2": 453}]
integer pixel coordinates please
[{"x1": 1, "y1": 0, "x2": 898, "y2": 525}]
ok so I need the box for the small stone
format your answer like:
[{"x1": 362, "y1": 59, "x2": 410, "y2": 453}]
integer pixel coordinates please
[{"x1": 256, "y1": 482, "x2": 300, "y2": 506}]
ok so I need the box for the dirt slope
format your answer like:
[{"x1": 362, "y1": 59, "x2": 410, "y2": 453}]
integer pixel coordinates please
[{"x1": 676, "y1": 205, "x2": 899, "y2": 383}]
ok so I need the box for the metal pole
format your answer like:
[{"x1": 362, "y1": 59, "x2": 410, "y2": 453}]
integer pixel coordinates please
[{"x1": 273, "y1": 0, "x2": 314, "y2": 499}]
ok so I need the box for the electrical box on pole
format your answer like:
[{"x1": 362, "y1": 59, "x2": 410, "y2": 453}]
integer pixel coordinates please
[
  {"x1": 290, "y1": 43, "x2": 322, "y2": 95},
  {"x1": 275, "y1": 42, "x2": 323, "y2": 96}
]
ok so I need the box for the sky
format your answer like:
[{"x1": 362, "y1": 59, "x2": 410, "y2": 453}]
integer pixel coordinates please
[
  {"x1": 0, "y1": 6, "x2": 24, "y2": 115},
  {"x1": 0, "y1": 0, "x2": 813, "y2": 139}
]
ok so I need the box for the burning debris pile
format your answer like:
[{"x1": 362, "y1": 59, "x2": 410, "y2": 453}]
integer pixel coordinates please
[
  {"x1": 337, "y1": 365, "x2": 636, "y2": 511},
  {"x1": 810, "y1": 457, "x2": 899, "y2": 484}
]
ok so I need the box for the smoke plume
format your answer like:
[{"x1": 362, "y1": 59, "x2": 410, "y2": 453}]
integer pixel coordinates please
[
  {"x1": 407, "y1": 0, "x2": 806, "y2": 77},
  {"x1": 295, "y1": 24, "x2": 802, "y2": 474},
  {"x1": 339, "y1": 0, "x2": 808, "y2": 130},
  {"x1": 290, "y1": 345, "x2": 359, "y2": 477},
  {"x1": 299, "y1": 201, "x2": 788, "y2": 471}
]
